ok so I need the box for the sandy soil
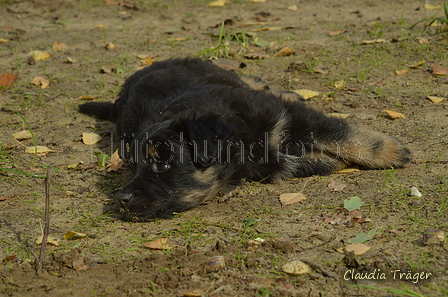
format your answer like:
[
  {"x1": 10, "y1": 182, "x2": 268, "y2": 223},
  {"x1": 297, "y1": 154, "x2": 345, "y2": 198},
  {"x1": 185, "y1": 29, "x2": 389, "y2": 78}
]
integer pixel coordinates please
[{"x1": 0, "y1": 0, "x2": 447, "y2": 296}]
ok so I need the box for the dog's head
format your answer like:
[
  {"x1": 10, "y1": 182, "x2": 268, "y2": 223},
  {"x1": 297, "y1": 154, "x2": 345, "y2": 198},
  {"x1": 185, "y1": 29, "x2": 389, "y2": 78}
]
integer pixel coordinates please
[{"x1": 116, "y1": 114, "x2": 233, "y2": 221}]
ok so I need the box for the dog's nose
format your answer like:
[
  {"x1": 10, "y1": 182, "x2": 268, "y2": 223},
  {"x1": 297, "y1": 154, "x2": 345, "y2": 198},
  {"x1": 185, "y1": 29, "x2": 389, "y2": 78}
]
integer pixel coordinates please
[{"x1": 117, "y1": 192, "x2": 134, "y2": 207}]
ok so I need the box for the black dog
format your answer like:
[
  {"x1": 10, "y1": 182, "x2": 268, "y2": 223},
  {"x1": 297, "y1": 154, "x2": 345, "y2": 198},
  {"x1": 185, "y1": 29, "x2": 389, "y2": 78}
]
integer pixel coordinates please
[{"x1": 79, "y1": 58, "x2": 411, "y2": 221}]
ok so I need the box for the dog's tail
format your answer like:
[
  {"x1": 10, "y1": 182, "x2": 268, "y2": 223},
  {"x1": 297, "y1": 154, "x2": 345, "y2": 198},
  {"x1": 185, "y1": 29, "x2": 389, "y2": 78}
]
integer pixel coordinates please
[
  {"x1": 316, "y1": 125, "x2": 411, "y2": 171},
  {"x1": 79, "y1": 102, "x2": 116, "y2": 122}
]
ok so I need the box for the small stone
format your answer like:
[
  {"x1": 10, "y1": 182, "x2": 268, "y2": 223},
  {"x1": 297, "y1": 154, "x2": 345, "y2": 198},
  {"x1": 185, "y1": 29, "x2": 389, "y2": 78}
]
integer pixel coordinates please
[
  {"x1": 410, "y1": 186, "x2": 422, "y2": 197},
  {"x1": 282, "y1": 260, "x2": 310, "y2": 275},
  {"x1": 422, "y1": 230, "x2": 445, "y2": 246},
  {"x1": 205, "y1": 256, "x2": 226, "y2": 272}
]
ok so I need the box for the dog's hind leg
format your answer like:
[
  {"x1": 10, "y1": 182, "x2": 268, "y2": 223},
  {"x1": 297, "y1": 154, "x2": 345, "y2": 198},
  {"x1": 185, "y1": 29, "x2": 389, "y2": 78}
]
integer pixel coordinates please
[{"x1": 79, "y1": 102, "x2": 116, "y2": 122}]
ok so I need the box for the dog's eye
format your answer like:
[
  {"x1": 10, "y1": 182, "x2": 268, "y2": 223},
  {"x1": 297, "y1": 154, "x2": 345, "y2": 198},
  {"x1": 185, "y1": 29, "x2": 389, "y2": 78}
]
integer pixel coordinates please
[{"x1": 153, "y1": 162, "x2": 171, "y2": 173}]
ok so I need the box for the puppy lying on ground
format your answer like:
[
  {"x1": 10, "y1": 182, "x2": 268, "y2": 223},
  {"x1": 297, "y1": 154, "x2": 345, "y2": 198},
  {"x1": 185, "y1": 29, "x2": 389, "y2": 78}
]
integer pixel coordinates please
[{"x1": 79, "y1": 58, "x2": 411, "y2": 221}]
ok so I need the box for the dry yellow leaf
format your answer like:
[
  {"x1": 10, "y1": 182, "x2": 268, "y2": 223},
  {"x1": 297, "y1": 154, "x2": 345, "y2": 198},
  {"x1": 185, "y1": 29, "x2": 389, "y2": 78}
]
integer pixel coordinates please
[
  {"x1": 382, "y1": 110, "x2": 405, "y2": 120},
  {"x1": 329, "y1": 29, "x2": 344, "y2": 36},
  {"x1": 141, "y1": 57, "x2": 153, "y2": 66},
  {"x1": 433, "y1": 64, "x2": 448, "y2": 75},
  {"x1": 361, "y1": 39, "x2": 386, "y2": 44},
  {"x1": 52, "y1": 41, "x2": 69, "y2": 51},
  {"x1": 409, "y1": 59, "x2": 425, "y2": 68},
  {"x1": 338, "y1": 243, "x2": 371, "y2": 255},
  {"x1": 279, "y1": 192, "x2": 307, "y2": 206},
  {"x1": 36, "y1": 235, "x2": 60, "y2": 246},
  {"x1": 292, "y1": 89, "x2": 320, "y2": 99},
  {"x1": 25, "y1": 146, "x2": 55, "y2": 154},
  {"x1": 64, "y1": 231, "x2": 88, "y2": 240},
  {"x1": 395, "y1": 69, "x2": 409, "y2": 76},
  {"x1": 336, "y1": 167, "x2": 360, "y2": 173},
  {"x1": 142, "y1": 238, "x2": 174, "y2": 250},
  {"x1": 30, "y1": 76, "x2": 50, "y2": 89},
  {"x1": 82, "y1": 132, "x2": 102, "y2": 145},
  {"x1": 250, "y1": 0, "x2": 266, "y2": 2},
  {"x1": 276, "y1": 46, "x2": 294, "y2": 56},
  {"x1": 0, "y1": 38, "x2": 8, "y2": 43},
  {"x1": 424, "y1": 3, "x2": 442, "y2": 10},
  {"x1": 327, "y1": 113, "x2": 350, "y2": 119},
  {"x1": 334, "y1": 79, "x2": 346, "y2": 89},
  {"x1": 31, "y1": 50, "x2": 50, "y2": 61},
  {"x1": 427, "y1": 96, "x2": 445, "y2": 103},
  {"x1": 208, "y1": 0, "x2": 226, "y2": 7},
  {"x1": 12, "y1": 130, "x2": 32, "y2": 140},
  {"x1": 252, "y1": 26, "x2": 282, "y2": 32},
  {"x1": 106, "y1": 149, "x2": 124, "y2": 172},
  {"x1": 417, "y1": 37, "x2": 429, "y2": 44},
  {"x1": 287, "y1": 5, "x2": 298, "y2": 11}
]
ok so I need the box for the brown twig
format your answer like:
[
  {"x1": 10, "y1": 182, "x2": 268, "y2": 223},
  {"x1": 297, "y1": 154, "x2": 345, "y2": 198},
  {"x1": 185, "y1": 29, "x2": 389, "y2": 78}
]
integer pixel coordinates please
[
  {"x1": 36, "y1": 166, "x2": 51, "y2": 274},
  {"x1": 301, "y1": 259, "x2": 339, "y2": 280}
]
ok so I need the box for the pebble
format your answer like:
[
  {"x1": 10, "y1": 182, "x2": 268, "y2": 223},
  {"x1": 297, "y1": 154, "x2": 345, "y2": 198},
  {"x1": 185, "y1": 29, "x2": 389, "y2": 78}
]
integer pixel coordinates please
[{"x1": 410, "y1": 186, "x2": 422, "y2": 197}]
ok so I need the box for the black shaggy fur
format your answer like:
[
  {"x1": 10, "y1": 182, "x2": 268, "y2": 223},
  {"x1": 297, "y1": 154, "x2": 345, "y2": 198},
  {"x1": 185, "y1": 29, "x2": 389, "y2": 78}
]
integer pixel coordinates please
[{"x1": 79, "y1": 58, "x2": 411, "y2": 221}]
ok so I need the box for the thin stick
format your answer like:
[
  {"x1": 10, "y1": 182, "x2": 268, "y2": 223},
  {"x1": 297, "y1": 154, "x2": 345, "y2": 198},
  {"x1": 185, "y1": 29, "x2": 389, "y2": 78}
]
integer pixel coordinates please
[
  {"x1": 301, "y1": 259, "x2": 339, "y2": 280},
  {"x1": 36, "y1": 166, "x2": 51, "y2": 273}
]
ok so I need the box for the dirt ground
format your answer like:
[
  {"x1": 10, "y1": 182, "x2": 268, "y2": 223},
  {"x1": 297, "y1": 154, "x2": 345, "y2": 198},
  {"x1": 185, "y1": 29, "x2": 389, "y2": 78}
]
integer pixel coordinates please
[{"x1": 1, "y1": 0, "x2": 447, "y2": 296}]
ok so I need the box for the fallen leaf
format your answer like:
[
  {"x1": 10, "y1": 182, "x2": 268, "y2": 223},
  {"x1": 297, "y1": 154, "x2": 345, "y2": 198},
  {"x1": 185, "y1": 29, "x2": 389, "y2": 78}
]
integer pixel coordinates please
[
  {"x1": 79, "y1": 95, "x2": 98, "y2": 100},
  {"x1": 313, "y1": 66, "x2": 328, "y2": 75},
  {"x1": 250, "y1": 0, "x2": 266, "y2": 2},
  {"x1": 64, "y1": 230, "x2": 88, "y2": 240},
  {"x1": 433, "y1": 64, "x2": 448, "y2": 76},
  {"x1": 424, "y1": 3, "x2": 442, "y2": 10},
  {"x1": 2, "y1": 255, "x2": 16, "y2": 262},
  {"x1": 416, "y1": 37, "x2": 429, "y2": 44},
  {"x1": 328, "y1": 180, "x2": 346, "y2": 191},
  {"x1": 12, "y1": 130, "x2": 32, "y2": 140},
  {"x1": 25, "y1": 146, "x2": 55, "y2": 154},
  {"x1": 244, "y1": 53, "x2": 270, "y2": 59},
  {"x1": 36, "y1": 235, "x2": 60, "y2": 246},
  {"x1": 208, "y1": 0, "x2": 226, "y2": 7},
  {"x1": 0, "y1": 194, "x2": 15, "y2": 201},
  {"x1": 106, "y1": 149, "x2": 124, "y2": 172},
  {"x1": 282, "y1": 260, "x2": 310, "y2": 275},
  {"x1": 287, "y1": 5, "x2": 298, "y2": 11},
  {"x1": 66, "y1": 56, "x2": 77, "y2": 63},
  {"x1": 183, "y1": 289, "x2": 206, "y2": 297},
  {"x1": 338, "y1": 243, "x2": 371, "y2": 255},
  {"x1": 336, "y1": 167, "x2": 359, "y2": 173},
  {"x1": 329, "y1": 29, "x2": 344, "y2": 36},
  {"x1": 279, "y1": 192, "x2": 307, "y2": 206},
  {"x1": 30, "y1": 76, "x2": 50, "y2": 89},
  {"x1": 327, "y1": 113, "x2": 350, "y2": 119},
  {"x1": 334, "y1": 79, "x2": 346, "y2": 89},
  {"x1": 344, "y1": 196, "x2": 364, "y2": 211},
  {"x1": 72, "y1": 257, "x2": 89, "y2": 271},
  {"x1": 211, "y1": 59, "x2": 243, "y2": 71},
  {"x1": 276, "y1": 46, "x2": 294, "y2": 56},
  {"x1": 409, "y1": 59, "x2": 425, "y2": 68},
  {"x1": 143, "y1": 238, "x2": 174, "y2": 250},
  {"x1": 0, "y1": 73, "x2": 18, "y2": 89},
  {"x1": 427, "y1": 96, "x2": 445, "y2": 103},
  {"x1": 252, "y1": 26, "x2": 282, "y2": 32},
  {"x1": 292, "y1": 89, "x2": 320, "y2": 99},
  {"x1": 82, "y1": 132, "x2": 102, "y2": 145},
  {"x1": 349, "y1": 230, "x2": 376, "y2": 244},
  {"x1": 31, "y1": 50, "x2": 50, "y2": 61},
  {"x1": 395, "y1": 69, "x2": 408, "y2": 76},
  {"x1": 0, "y1": 38, "x2": 8, "y2": 43},
  {"x1": 140, "y1": 57, "x2": 153, "y2": 66},
  {"x1": 361, "y1": 39, "x2": 386, "y2": 44},
  {"x1": 105, "y1": 42, "x2": 117, "y2": 50},
  {"x1": 52, "y1": 41, "x2": 68, "y2": 51},
  {"x1": 381, "y1": 110, "x2": 405, "y2": 120}
]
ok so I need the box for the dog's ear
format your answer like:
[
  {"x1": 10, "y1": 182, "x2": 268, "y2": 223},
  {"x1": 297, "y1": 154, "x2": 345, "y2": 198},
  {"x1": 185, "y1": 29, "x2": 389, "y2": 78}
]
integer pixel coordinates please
[{"x1": 177, "y1": 114, "x2": 233, "y2": 167}]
